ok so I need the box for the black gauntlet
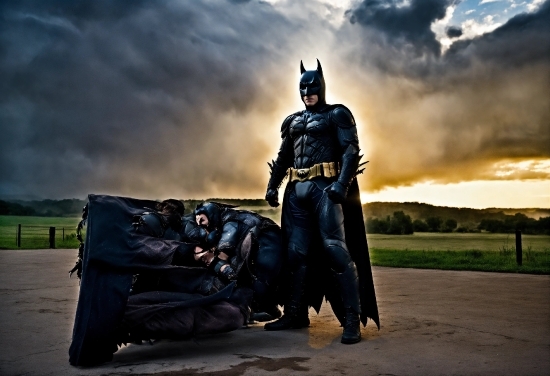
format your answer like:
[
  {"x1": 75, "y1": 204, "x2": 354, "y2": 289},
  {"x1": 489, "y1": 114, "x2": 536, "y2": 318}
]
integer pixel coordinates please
[
  {"x1": 326, "y1": 144, "x2": 360, "y2": 203},
  {"x1": 338, "y1": 144, "x2": 360, "y2": 189},
  {"x1": 266, "y1": 160, "x2": 287, "y2": 207},
  {"x1": 210, "y1": 257, "x2": 237, "y2": 282}
]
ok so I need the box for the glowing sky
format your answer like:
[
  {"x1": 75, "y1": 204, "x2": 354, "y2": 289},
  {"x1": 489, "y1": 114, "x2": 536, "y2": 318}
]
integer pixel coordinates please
[{"x1": 1, "y1": 0, "x2": 549, "y2": 208}]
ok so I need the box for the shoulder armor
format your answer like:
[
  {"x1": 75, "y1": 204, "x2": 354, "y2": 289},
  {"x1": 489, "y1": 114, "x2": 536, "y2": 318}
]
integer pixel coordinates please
[
  {"x1": 218, "y1": 221, "x2": 239, "y2": 251},
  {"x1": 133, "y1": 212, "x2": 165, "y2": 238},
  {"x1": 281, "y1": 112, "x2": 301, "y2": 138},
  {"x1": 330, "y1": 105, "x2": 356, "y2": 128}
]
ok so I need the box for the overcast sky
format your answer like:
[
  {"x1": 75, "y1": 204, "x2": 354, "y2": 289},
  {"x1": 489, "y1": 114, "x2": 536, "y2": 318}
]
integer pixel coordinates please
[{"x1": 1, "y1": 0, "x2": 549, "y2": 208}]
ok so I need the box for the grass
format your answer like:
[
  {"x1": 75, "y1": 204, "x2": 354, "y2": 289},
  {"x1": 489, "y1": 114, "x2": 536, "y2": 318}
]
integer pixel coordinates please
[
  {"x1": 367, "y1": 232, "x2": 550, "y2": 252},
  {"x1": 370, "y1": 247, "x2": 550, "y2": 274},
  {"x1": 367, "y1": 232, "x2": 550, "y2": 274},
  {"x1": 0, "y1": 215, "x2": 82, "y2": 249},
  {"x1": 1, "y1": 215, "x2": 549, "y2": 274}
]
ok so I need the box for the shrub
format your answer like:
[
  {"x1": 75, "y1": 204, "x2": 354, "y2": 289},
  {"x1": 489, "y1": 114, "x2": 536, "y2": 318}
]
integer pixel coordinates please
[
  {"x1": 426, "y1": 216, "x2": 442, "y2": 232},
  {"x1": 413, "y1": 219, "x2": 429, "y2": 232},
  {"x1": 442, "y1": 218, "x2": 458, "y2": 232}
]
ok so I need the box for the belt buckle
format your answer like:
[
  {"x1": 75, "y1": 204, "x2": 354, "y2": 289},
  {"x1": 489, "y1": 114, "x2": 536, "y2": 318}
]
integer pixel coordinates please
[{"x1": 297, "y1": 168, "x2": 309, "y2": 181}]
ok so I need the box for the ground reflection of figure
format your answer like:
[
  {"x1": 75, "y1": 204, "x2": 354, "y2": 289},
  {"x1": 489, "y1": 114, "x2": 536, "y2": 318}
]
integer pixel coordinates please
[
  {"x1": 264, "y1": 60, "x2": 379, "y2": 344},
  {"x1": 191, "y1": 202, "x2": 283, "y2": 321}
]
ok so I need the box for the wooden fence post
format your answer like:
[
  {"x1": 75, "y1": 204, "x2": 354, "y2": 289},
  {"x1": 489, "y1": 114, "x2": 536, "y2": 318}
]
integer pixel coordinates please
[
  {"x1": 17, "y1": 224, "x2": 21, "y2": 248},
  {"x1": 515, "y1": 230, "x2": 522, "y2": 266},
  {"x1": 49, "y1": 227, "x2": 56, "y2": 249}
]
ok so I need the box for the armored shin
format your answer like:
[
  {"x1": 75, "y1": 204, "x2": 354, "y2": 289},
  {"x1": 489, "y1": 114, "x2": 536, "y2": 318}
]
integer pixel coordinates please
[
  {"x1": 264, "y1": 265, "x2": 309, "y2": 330},
  {"x1": 336, "y1": 261, "x2": 362, "y2": 344},
  {"x1": 335, "y1": 261, "x2": 361, "y2": 314},
  {"x1": 286, "y1": 265, "x2": 308, "y2": 315}
]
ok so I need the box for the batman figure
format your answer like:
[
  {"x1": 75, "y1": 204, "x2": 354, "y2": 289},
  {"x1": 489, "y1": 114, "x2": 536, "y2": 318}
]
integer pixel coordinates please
[
  {"x1": 131, "y1": 200, "x2": 283, "y2": 319},
  {"x1": 264, "y1": 59, "x2": 380, "y2": 344},
  {"x1": 192, "y1": 202, "x2": 283, "y2": 321}
]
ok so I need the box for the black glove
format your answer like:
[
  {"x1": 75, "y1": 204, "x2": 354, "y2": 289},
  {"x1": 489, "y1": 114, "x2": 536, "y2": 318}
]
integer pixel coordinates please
[
  {"x1": 219, "y1": 264, "x2": 238, "y2": 281},
  {"x1": 265, "y1": 188, "x2": 279, "y2": 208},
  {"x1": 325, "y1": 181, "x2": 348, "y2": 204}
]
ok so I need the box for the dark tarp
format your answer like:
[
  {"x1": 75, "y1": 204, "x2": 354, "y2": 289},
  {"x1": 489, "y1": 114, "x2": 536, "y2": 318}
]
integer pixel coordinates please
[{"x1": 69, "y1": 194, "x2": 250, "y2": 367}]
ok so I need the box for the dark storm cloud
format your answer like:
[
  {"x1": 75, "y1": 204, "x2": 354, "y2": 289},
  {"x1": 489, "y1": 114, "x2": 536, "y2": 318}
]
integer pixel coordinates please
[
  {"x1": 446, "y1": 1, "x2": 550, "y2": 66},
  {"x1": 445, "y1": 26, "x2": 462, "y2": 38},
  {"x1": 1, "y1": 0, "x2": 549, "y2": 201},
  {"x1": 340, "y1": 0, "x2": 550, "y2": 191},
  {"x1": 0, "y1": 0, "x2": 301, "y2": 199},
  {"x1": 348, "y1": 0, "x2": 458, "y2": 56}
]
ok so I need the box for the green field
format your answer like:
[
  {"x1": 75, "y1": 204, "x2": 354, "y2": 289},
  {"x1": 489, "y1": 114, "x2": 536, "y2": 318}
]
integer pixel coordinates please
[
  {"x1": 370, "y1": 249, "x2": 550, "y2": 274},
  {"x1": 1, "y1": 215, "x2": 549, "y2": 274},
  {"x1": 367, "y1": 232, "x2": 550, "y2": 252},
  {"x1": 0, "y1": 215, "x2": 82, "y2": 249}
]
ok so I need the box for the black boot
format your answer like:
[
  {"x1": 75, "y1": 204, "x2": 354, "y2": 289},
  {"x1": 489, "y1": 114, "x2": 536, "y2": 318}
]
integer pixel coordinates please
[
  {"x1": 336, "y1": 262, "x2": 361, "y2": 344},
  {"x1": 341, "y1": 308, "x2": 361, "y2": 344},
  {"x1": 264, "y1": 265, "x2": 309, "y2": 331},
  {"x1": 263, "y1": 302, "x2": 309, "y2": 330}
]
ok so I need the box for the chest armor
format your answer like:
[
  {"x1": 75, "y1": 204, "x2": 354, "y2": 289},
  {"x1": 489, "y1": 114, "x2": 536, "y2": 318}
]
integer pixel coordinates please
[{"x1": 289, "y1": 111, "x2": 339, "y2": 168}]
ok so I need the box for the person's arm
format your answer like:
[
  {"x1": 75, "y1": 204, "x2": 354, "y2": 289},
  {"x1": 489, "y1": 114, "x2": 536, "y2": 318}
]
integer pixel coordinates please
[
  {"x1": 199, "y1": 222, "x2": 240, "y2": 281},
  {"x1": 266, "y1": 114, "x2": 295, "y2": 207},
  {"x1": 326, "y1": 106, "x2": 361, "y2": 203}
]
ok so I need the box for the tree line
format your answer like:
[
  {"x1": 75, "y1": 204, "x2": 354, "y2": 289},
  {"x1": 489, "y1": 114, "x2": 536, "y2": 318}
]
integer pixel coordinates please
[
  {"x1": 0, "y1": 199, "x2": 87, "y2": 217},
  {"x1": 2, "y1": 198, "x2": 549, "y2": 235},
  {"x1": 0, "y1": 198, "x2": 267, "y2": 217},
  {"x1": 366, "y1": 211, "x2": 550, "y2": 235},
  {"x1": 0, "y1": 200, "x2": 37, "y2": 216},
  {"x1": 477, "y1": 213, "x2": 550, "y2": 235}
]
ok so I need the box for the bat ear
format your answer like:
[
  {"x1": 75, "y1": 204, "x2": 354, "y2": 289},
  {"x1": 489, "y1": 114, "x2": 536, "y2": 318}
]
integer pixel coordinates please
[
  {"x1": 300, "y1": 60, "x2": 306, "y2": 74},
  {"x1": 316, "y1": 59, "x2": 323, "y2": 77}
]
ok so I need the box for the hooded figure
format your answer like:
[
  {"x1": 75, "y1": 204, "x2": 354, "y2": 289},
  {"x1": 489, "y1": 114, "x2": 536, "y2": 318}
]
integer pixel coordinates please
[{"x1": 264, "y1": 60, "x2": 379, "y2": 344}]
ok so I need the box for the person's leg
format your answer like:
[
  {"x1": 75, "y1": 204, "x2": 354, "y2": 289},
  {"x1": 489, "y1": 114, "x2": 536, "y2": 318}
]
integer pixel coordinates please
[
  {"x1": 314, "y1": 186, "x2": 362, "y2": 344},
  {"x1": 265, "y1": 186, "x2": 312, "y2": 330},
  {"x1": 250, "y1": 228, "x2": 283, "y2": 321}
]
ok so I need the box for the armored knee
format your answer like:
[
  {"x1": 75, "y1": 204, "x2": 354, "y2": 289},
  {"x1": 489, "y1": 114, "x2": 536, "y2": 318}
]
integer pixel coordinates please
[
  {"x1": 287, "y1": 242, "x2": 307, "y2": 269},
  {"x1": 323, "y1": 238, "x2": 352, "y2": 273}
]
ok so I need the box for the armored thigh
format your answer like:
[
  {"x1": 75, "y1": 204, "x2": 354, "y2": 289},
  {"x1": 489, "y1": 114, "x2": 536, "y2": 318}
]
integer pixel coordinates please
[
  {"x1": 284, "y1": 186, "x2": 315, "y2": 269},
  {"x1": 254, "y1": 228, "x2": 283, "y2": 290},
  {"x1": 316, "y1": 191, "x2": 353, "y2": 273}
]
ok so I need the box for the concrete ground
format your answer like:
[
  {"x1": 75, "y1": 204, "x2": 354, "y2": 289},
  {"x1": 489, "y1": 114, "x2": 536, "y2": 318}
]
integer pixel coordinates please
[{"x1": 0, "y1": 249, "x2": 548, "y2": 376}]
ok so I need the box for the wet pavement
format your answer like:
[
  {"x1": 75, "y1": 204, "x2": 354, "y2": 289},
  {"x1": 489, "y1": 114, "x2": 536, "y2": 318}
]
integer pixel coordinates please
[{"x1": 0, "y1": 249, "x2": 548, "y2": 375}]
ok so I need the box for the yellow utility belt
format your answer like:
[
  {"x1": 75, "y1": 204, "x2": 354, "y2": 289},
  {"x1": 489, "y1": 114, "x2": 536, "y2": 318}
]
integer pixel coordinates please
[{"x1": 288, "y1": 162, "x2": 339, "y2": 182}]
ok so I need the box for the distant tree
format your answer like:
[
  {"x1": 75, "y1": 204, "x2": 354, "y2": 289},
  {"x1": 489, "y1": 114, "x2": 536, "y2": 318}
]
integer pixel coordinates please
[
  {"x1": 478, "y1": 219, "x2": 506, "y2": 233},
  {"x1": 535, "y1": 216, "x2": 550, "y2": 235},
  {"x1": 366, "y1": 216, "x2": 389, "y2": 234},
  {"x1": 388, "y1": 211, "x2": 413, "y2": 235},
  {"x1": 426, "y1": 216, "x2": 442, "y2": 232},
  {"x1": 478, "y1": 213, "x2": 547, "y2": 234},
  {"x1": 413, "y1": 219, "x2": 429, "y2": 232},
  {"x1": 442, "y1": 218, "x2": 458, "y2": 232},
  {"x1": 0, "y1": 200, "x2": 36, "y2": 216},
  {"x1": 367, "y1": 212, "x2": 413, "y2": 235}
]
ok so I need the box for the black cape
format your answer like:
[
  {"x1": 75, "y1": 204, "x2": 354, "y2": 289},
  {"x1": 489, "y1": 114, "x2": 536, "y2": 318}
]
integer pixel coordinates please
[
  {"x1": 281, "y1": 179, "x2": 380, "y2": 329},
  {"x1": 69, "y1": 194, "x2": 250, "y2": 366}
]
